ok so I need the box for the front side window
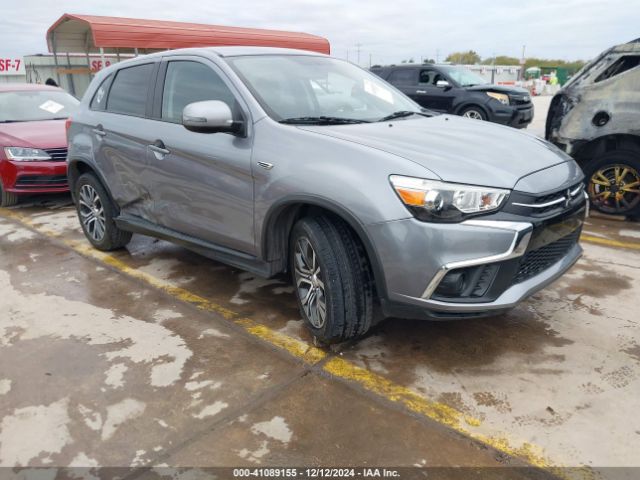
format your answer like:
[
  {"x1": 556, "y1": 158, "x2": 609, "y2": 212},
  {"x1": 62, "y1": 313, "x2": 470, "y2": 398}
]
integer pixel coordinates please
[
  {"x1": 595, "y1": 55, "x2": 640, "y2": 82},
  {"x1": 162, "y1": 61, "x2": 236, "y2": 123},
  {"x1": 106, "y1": 63, "x2": 154, "y2": 116},
  {"x1": 226, "y1": 55, "x2": 419, "y2": 122},
  {"x1": 0, "y1": 90, "x2": 79, "y2": 123}
]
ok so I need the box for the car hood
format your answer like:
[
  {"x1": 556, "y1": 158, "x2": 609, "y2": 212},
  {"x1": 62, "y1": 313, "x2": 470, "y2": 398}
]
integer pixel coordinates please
[
  {"x1": 298, "y1": 115, "x2": 571, "y2": 189},
  {"x1": 0, "y1": 120, "x2": 67, "y2": 149}
]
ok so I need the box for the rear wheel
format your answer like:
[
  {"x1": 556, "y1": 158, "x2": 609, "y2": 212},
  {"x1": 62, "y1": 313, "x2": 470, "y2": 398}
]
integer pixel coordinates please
[
  {"x1": 460, "y1": 106, "x2": 487, "y2": 121},
  {"x1": 290, "y1": 215, "x2": 374, "y2": 344},
  {"x1": 75, "y1": 173, "x2": 132, "y2": 250},
  {"x1": 584, "y1": 149, "x2": 640, "y2": 216},
  {"x1": 0, "y1": 183, "x2": 19, "y2": 207}
]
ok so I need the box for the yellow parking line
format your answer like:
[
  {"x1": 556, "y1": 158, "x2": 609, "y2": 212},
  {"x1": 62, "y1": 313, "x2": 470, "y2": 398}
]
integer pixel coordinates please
[
  {"x1": 581, "y1": 233, "x2": 640, "y2": 250},
  {"x1": 0, "y1": 207, "x2": 584, "y2": 477}
]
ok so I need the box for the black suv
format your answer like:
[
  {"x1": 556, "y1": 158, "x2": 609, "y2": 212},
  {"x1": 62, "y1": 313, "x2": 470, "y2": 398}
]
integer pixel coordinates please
[{"x1": 372, "y1": 64, "x2": 534, "y2": 128}]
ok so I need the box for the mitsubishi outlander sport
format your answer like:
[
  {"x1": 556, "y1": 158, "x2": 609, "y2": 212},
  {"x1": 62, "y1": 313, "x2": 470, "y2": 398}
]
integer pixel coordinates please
[{"x1": 67, "y1": 47, "x2": 587, "y2": 343}]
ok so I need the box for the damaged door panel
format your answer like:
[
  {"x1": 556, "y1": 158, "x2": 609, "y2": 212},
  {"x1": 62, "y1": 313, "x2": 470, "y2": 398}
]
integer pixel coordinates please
[{"x1": 546, "y1": 38, "x2": 640, "y2": 217}]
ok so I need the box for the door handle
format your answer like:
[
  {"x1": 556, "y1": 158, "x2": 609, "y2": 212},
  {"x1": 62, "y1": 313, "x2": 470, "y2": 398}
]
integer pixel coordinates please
[
  {"x1": 149, "y1": 145, "x2": 170, "y2": 155},
  {"x1": 148, "y1": 140, "x2": 170, "y2": 159},
  {"x1": 92, "y1": 125, "x2": 106, "y2": 137},
  {"x1": 416, "y1": 90, "x2": 427, "y2": 94}
]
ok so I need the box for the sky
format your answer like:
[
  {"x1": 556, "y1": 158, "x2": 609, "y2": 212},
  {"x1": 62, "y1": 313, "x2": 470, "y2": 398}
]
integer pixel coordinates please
[{"x1": 2, "y1": 0, "x2": 639, "y2": 66}]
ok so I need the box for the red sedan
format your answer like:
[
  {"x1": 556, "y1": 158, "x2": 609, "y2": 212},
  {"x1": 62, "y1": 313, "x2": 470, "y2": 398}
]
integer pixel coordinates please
[{"x1": 0, "y1": 83, "x2": 79, "y2": 206}]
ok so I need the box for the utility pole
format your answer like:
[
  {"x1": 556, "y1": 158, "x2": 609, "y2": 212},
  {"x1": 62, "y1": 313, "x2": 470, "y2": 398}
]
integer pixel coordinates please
[
  {"x1": 436, "y1": 49, "x2": 440, "y2": 63},
  {"x1": 519, "y1": 45, "x2": 527, "y2": 81},
  {"x1": 355, "y1": 43, "x2": 362, "y2": 66},
  {"x1": 346, "y1": 49, "x2": 350, "y2": 62},
  {"x1": 369, "y1": 53, "x2": 372, "y2": 68},
  {"x1": 491, "y1": 52, "x2": 496, "y2": 83}
]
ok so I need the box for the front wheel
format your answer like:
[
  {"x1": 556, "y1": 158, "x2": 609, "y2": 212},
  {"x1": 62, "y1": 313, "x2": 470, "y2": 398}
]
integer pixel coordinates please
[
  {"x1": 584, "y1": 149, "x2": 640, "y2": 216},
  {"x1": 75, "y1": 173, "x2": 132, "y2": 250},
  {"x1": 460, "y1": 106, "x2": 487, "y2": 121},
  {"x1": 290, "y1": 215, "x2": 374, "y2": 344}
]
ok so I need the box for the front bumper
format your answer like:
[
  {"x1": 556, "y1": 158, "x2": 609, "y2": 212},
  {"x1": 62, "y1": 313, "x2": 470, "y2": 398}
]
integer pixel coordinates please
[
  {"x1": 368, "y1": 203, "x2": 586, "y2": 320},
  {"x1": 0, "y1": 160, "x2": 69, "y2": 194},
  {"x1": 490, "y1": 104, "x2": 534, "y2": 129}
]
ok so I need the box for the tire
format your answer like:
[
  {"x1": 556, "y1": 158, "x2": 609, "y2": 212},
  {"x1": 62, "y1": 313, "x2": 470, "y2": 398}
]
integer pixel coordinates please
[
  {"x1": 0, "y1": 183, "x2": 18, "y2": 207},
  {"x1": 75, "y1": 173, "x2": 132, "y2": 250},
  {"x1": 290, "y1": 215, "x2": 374, "y2": 344},
  {"x1": 583, "y1": 149, "x2": 640, "y2": 216},
  {"x1": 459, "y1": 106, "x2": 487, "y2": 121}
]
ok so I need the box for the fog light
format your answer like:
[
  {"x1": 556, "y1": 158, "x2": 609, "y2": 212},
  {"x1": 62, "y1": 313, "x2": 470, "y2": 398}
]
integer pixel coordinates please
[{"x1": 435, "y1": 271, "x2": 466, "y2": 297}]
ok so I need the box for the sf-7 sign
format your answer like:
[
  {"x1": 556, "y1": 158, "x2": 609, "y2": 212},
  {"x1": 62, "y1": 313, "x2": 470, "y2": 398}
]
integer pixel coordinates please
[{"x1": 0, "y1": 58, "x2": 25, "y2": 75}]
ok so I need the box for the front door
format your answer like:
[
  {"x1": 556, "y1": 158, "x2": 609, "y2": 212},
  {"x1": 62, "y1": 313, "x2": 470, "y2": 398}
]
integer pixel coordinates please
[
  {"x1": 414, "y1": 69, "x2": 457, "y2": 112},
  {"x1": 144, "y1": 58, "x2": 255, "y2": 255}
]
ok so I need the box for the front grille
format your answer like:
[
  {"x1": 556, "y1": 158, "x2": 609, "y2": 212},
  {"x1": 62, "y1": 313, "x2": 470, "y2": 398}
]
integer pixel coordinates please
[
  {"x1": 513, "y1": 228, "x2": 581, "y2": 284},
  {"x1": 15, "y1": 175, "x2": 68, "y2": 189},
  {"x1": 512, "y1": 98, "x2": 531, "y2": 106},
  {"x1": 506, "y1": 182, "x2": 585, "y2": 217},
  {"x1": 44, "y1": 148, "x2": 68, "y2": 162}
]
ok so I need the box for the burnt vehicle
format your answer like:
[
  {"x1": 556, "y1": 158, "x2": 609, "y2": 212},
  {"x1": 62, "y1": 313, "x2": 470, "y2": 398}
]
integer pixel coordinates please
[{"x1": 546, "y1": 38, "x2": 640, "y2": 217}]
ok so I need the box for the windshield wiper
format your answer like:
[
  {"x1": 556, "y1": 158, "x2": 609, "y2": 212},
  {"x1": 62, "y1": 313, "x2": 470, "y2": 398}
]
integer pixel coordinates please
[
  {"x1": 279, "y1": 116, "x2": 371, "y2": 125},
  {"x1": 377, "y1": 111, "x2": 424, "y2": 122}
]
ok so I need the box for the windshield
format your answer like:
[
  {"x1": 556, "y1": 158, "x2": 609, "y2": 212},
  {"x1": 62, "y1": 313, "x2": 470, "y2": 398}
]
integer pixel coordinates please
[
  {"x1": 226, "y1": 55, "x2": 420, "y2": 122},
  {"x1": 438, "y1": 66, "x2": 489, "y2": 87},
  {"x1": 0, "y1": 90, "x2": 79, "y2": 123}
]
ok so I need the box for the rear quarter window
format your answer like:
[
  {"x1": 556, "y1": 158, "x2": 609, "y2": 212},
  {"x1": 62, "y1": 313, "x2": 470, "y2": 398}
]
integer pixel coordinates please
[{"x1": 106, "y1": 63, "x2": 154, "y2": 116}]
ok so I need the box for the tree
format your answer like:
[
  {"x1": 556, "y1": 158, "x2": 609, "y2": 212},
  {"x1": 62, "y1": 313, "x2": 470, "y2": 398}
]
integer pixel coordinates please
[
  {"x1": 479, "y1": 54, "x2": 587, "y2": 73},
  {"x1": 422, "y1": 58, "x2": 435, "y2": 64},
  {"x1": 445, "y1": 50, "x2": 481, "y2": 65},
  {"x1": 481, "y1": 55, "x2": 520, "y2": 65}
]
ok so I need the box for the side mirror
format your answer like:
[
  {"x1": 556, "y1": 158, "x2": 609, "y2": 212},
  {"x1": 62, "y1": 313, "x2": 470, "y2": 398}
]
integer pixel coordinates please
[
  {"x1": 436, "y1": 80, "x2": 451, "y2": 88},
  {"x1": 182, "y1": 100, "x2": 241, "y2": 134}
]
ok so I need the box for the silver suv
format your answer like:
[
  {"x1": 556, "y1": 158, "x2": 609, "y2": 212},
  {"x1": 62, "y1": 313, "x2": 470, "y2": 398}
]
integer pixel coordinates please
[{"x1": 68, "y1": 47, "x2": 587, "y2": 343}]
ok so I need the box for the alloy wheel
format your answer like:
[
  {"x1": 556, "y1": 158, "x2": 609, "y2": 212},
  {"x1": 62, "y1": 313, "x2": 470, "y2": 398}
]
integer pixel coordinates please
[
  {"x1": 462, "y1": 110, "x2": 483, "y2": 120},
  {"x1": 78, "y1": 184, "x2": 106, "y2": 242},
  {"x1": 293, "y1": 237, "x2": 327, "y2": 329},
  {"x1": 588, "y1": 164, "x2": 640, "y2": 214}
]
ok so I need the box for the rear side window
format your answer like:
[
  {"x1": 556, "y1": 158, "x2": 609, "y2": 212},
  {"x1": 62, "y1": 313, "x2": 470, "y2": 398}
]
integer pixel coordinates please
[
  {"x1": 387, "y1": 69, "x2": 417, "y2": 86},
  {"x1": 161, "y1": 61, "x2": 236, "y2": 123},
  {"x1": 106, "y1": 63, "x2": 154, "y2": 116},
  {"x1": 90, "y1": 75, "x2": 112, "y2": 111},
  {"x1": 595, "y1": 55, "x2": 640, "y2": 82}
]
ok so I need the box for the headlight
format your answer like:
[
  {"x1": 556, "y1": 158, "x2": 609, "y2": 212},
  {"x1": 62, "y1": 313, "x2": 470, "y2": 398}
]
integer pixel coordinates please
[
  {"x1": 4, "y1": 147, "x2": 51, "y2": 161},
  {"x1": 486, "y1": 92, "x2": 510, "y2": 105},
  {"x1": 390, "y1": 175, "x2": 510, "y2": 222}
]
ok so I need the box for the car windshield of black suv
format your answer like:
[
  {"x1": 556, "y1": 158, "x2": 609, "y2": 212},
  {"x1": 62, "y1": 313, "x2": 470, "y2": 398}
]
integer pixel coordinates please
[
  {"x1": 0, "y1": 90, "x2": 79, "y2": 123},
  {"x1": 438, "y1": 66, "x2": 489, "y2": 87},
  {"x1": 227, "y1": 55, "x2": 421, "y2": 124}
]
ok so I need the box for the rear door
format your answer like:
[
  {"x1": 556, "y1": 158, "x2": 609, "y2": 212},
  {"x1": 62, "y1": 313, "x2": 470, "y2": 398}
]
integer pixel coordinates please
[
  {"x1": 143, "y1": 57, "x2": 255, "y2": 254},
  {"x1": 91, "y1": 62, "x2": 158, "y2": 219},
  {"x1": 386, "y1": 68, "x2": 420, "y2": 103}
]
